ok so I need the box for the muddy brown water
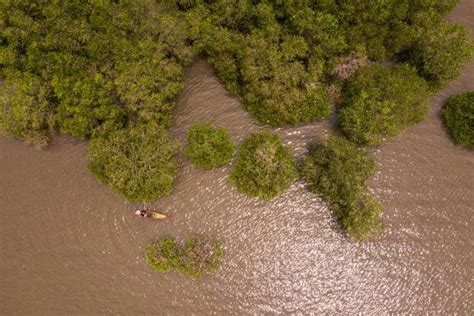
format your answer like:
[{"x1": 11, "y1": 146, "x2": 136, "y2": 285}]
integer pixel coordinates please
[{"x1": 1, "y1": 3, "x2": 474, "y2": 314}]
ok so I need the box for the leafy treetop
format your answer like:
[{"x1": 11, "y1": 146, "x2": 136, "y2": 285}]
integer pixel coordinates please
[{"x1": 184, "y1": 123, "x2": 235, "y2": 169}]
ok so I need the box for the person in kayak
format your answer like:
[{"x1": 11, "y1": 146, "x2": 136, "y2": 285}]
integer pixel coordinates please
[{"x1": 135, "y1": 209, "x2": 147, "y2": 217}]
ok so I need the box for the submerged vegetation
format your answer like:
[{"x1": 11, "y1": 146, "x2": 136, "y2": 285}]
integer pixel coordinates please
[
  {"x1": 184, "y1": 123, "x2": 235, "y2": 169},
  {"x1": 1, "y1": 1, "x2": 473, "y2": 241},
  {"x1": 145, "y1": 236, "x2": 223, "y2": 279},
  {"x1": 229, "y1": 131, "x2": 297, "y2": 201},
  {"x1": 300, "y1": 137, "x2": 383, "y2": 240},
  {"x1": 443, "y1": 92, "x2": 474, "y2": 149}
]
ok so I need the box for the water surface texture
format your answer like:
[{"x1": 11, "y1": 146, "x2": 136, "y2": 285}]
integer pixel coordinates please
[{"x1": 1, "y1": 3, "x2": 473, "y2": 314}]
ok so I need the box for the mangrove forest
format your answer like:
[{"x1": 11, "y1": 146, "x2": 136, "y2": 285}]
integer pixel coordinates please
[{"x1": 1, "y1": 1, "x2": 473, "y2": 244}]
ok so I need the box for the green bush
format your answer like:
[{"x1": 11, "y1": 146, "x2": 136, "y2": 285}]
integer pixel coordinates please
[
  {"x1": 0, "y1": 73, "x2": 55, "y2": 148},
  {"x1": 53, "y1": 74, "x2": 126, "y2": 139},
  {"x1": 184, "y1": 123, "x2": 235, "y2": 169},
  {"x1": 0, "y1": 1, "x2": 195, "y2": 201},
  {"x1": 327, "y1": 0, "x2": 460, "y2": 61},
  {"x1": 442, "y1": 91, "x2": 474, "y2": 149},
  {"x1": 338, "y1": 64, "x2": 430, "y2": 146},
  {"x1": 300, "y1": 137, "x2": 377, "y2": 202},
  {"x1": 407, "y1": 22, "x2": 473, "y2": 89},
  {"x1": 237, "y1": 33, "x2": 331, "y2": 125},
  {"x1": 145, "y1": 236, "x2": 224, "y2": 279},
  {"x1": 300, "y1": 137, "x2": 383, "y2": 240},
  {"x1": 335, "y1": 194, "x2": 384, "y2": 241},
  {"x1": 229, "y1": 130, "x2": 297, "y2": 200},
  {"x1": 176, "y1": 237, "x2": 224, "y2": 278},
  {"x1": 113, "y1": 38, "x2": 187, "y2": 128},
  {"x1": 87, "y1": 123, "x2": 179, "y2": 202},
  {"x1": 144, "y1": 237, "x2": 179, "y2": 273}
]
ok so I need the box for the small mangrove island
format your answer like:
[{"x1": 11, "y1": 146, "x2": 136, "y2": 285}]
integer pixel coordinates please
[
  {"x1": 300, "y1": 137, "x2": 382, "y2": 240},
  {"x1": 145, "y1": 236, "x2": 224, "y2": 279},
  {"x1": 229, "y1": 130, "x2": 297, "y2": 201},
  {"x1": 184, "y1": 123, "x2": 236, "y2": 169}
]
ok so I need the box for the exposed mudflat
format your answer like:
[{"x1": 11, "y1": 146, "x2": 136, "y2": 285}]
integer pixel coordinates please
[{"x1": 1, "y1": 2, "x2": 473, "y2": 314}]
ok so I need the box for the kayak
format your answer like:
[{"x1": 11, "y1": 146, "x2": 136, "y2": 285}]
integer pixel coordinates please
[{"x1": 130, "y1": 209, "x2": 171, "y2": 221}]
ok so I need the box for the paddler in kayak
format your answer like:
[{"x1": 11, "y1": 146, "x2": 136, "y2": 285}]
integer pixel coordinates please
[
  {"x1": 132, "y1": 209, "x2": 170, "y2": 220},
  {"x1": 136, "y1": 209, "x2": 148, "y2": 217}
]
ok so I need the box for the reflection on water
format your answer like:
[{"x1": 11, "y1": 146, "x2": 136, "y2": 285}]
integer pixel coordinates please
[{"x1": 1, "y1": 2, "x2": 473, "y2": 313}]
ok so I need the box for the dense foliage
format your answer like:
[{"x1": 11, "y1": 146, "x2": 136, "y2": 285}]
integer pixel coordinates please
[
  {"x1": 184, "y1": 123, "x2": 235, "y2": 169},
  {"x1": 0, "y1": 1, "x2": 195, "y2": 200},
  {"x1": 145, "y1": 236, "x2": 223, "y2": 279},
  {"x1": 442, "y1": 92, "x2": 474, "y2": 149},
  {"x1": 405, "y1": 22, "x2": 473, "y2": 89},
  {"x1": 1, "y1": 1, "x2": 472, "y2": 204},
  {"x1": 177, "y1": 0, "x2": 471, "y2": 126},
  {"x1": 0, "y1": 73, "x2": 55, "y2": 148},
  {"x1": 338, "y1": 64, "x2": 431, "y2": 146},
  {"x1": 0, "y1": 1, "x2": 193, "y2": 141},
  {"x1": 87, "y1": 124, "x2": 179, "y2": 202},
  {"x1": 300, "y1": 137, "x2": 383, "y2": 240},
  {"x1": 229, "y1": 130, "x2": 297, "y2": 200}
]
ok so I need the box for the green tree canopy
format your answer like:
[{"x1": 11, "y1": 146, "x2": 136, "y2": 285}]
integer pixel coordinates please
[
  {"x1": 229, "y1": 130, "x2": 297, "y2": 200},
  {"x1": 443, "y1": 91, "x2": 474, "y2": 149},
  {"x1": 300, "y1": 137, "x2": 383, "y2": 241},
  {"x1": 338, "y1": 64, "x2": 430, "y2": 146},
  {"x1": 0, "y1": 0, "x2": 194, "y2": 143},
  {"x1": 145, "y1": 236, "x2": 224, "y2": 279},
  {"x1": 0, "y1": 72, "x2": 55, "y2": 148},
  {"x1": 406, "y1": 22, "x2": 473, "y2": 89},
  {"x1": 87, "y1": 124, "x2": 179, "y2": 202},
  {"x1": 184, "y1": 123, "x2": 235, "y2": 169},
  {"x1": 1, "y1": 0, "x2": 472, "y2": 205}
]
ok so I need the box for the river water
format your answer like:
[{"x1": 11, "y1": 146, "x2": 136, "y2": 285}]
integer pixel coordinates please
[{"x1": 1, "y1": 3, "x2": 473, "y2": 314}]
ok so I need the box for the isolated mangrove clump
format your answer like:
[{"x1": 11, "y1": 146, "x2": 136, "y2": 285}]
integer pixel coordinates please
[
  {"x1": 184, "y1": 123, "x2": 235, "y2": 169},
  {"x1": 145, "y1": 236, "x2": 224, "y2": 279},
  {"x1": 300, "y1": 137, "x2": 383, "y2": 241},
  {"x1": 87, "y1": 124, "x2": 179, "y2": 202},
  {"x1": 229, "y1": 130, "x2": 297, "y2": 201},
  {"x1": 442, "y1": 91, "x2": 474, "y2": 149},
  {"x1": 338, "y1": 63, "x2": 430, "y2": 146}
]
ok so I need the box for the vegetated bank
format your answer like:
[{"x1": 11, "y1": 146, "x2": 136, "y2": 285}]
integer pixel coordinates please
[
  {"x1": 0, "y1": 1, "x2": 195, "y2": 202},
  {"x1": 180, "y1": 0, "x2": 472, "y2": 127},
  {"x1": 1, "y1": 1, "x2": 473, "y2": 240}
]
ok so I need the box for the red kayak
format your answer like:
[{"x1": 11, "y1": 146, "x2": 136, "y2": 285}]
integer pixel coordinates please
[{"x1": 130, "y1": 209, "x2": 171, "y2": 221}]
